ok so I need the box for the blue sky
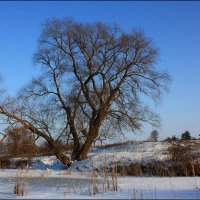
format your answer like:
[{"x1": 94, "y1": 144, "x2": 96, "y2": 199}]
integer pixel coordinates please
[{"x1": 0, "y1": 1, "x2": 200, "y2": 140}]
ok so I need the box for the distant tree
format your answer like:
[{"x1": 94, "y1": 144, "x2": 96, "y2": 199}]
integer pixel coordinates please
[
  {"x1": 164, "y1": 135, "x2": 179, "y2": 142},
  {"x1": 181, "y1": 130, "x2": 191, "y2": 140},
  {"x1": 149, "y1": 130, "x2": 159, "y2": 142},
  {"x1": 171, "y1": 135, "x2": 179, "y2": 141}
]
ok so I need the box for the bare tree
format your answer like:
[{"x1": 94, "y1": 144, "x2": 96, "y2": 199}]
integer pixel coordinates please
[
  {"x1": 149, "y1": 129, "x2": 159, "y2": 142},
  {"x1": 0, "y1": 19, "x2": 170, "y2": 165}
]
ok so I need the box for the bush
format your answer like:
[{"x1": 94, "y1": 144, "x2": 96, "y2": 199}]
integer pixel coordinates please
[
  {"x1": 117, "y1": 159, "x2": 200, "y2": 177},
  {"x1": 164, "y1": 135, "x2": 179, "y2": 142},
  {"x1": 0, "y1": 156, "x2": 11, "y2": 169},
  {"x1": 167, "y1": 140, "x2": 199, "y2": 176},
  {"x1": 36, "y1": 140, "x2": 74, "y2": 156},
  {"x1": 118, "y1": 163, "x2": 142, "y2": 176},
  {"x1": 6, "y1": 128, "x2": 36, "y2": 159},
  {"x1": 116, "y1": 140, "x2": 200, "y2": 177},
  {"x1": 15, "y1": 159, "x2": 32, "y2": 169}
]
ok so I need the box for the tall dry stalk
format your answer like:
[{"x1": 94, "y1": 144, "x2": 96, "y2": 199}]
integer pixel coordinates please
[
  {"x1": 101, "y1": 156, "x2": 110, "y2": 193},
  {"x1": 111, "y1": 161, "x2": 118, "y2": 191},
  {"x1": 25, "y1": 176, "x2": 31, "y2": 196},
  {"x1": 14, "y1": 171, "x2": 30, "y2": 196},
  {"x1": 90, "y1": 168, "x2": 99, "y2": 195},
  {"x1": 14, "y1": 174, "x2": 24, "y2": 196}
]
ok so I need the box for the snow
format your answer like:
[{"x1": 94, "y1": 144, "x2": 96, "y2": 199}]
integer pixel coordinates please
[
  {"x1": 0, "y1": 172, "x2": 200, "y2": 199},
  {"x1": 0, "y1": 141, "x2": 200, "y2": 199},
  {"x1": 69, "y1": 141, "x2": 170, "y2": 173}
]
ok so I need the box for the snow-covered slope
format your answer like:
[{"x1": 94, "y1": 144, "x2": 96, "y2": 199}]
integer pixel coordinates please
[
  {"x1": 9, "y1": 140, "x2": 200, "y2": 173},
  {"x1": 69, "y1": 141, "x2": 170, "y2": 173},
  {"x1": 9, "y1": 141, "x2": 171, "y2": 172}
]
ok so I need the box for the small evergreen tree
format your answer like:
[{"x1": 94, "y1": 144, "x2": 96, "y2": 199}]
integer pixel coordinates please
[
  {"x1": 181, "y1": 130, "x2": 191, "y2": 140},
  {"x1": 171, "y1": 135, "x2": 179, "y2": 141},
  {"x1": 164, "y1": 135, "x2": 179, "y2": 142}
]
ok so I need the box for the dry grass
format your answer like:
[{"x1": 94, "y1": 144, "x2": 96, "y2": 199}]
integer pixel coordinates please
[
  {"x1": 118, "y1": 163, "x2": 142, "y2": 177},
  {"x1": 100, "y1": 155, "x2": 119, "y2": 192},
  {"x1": 111, "y1": 161, "x2": 118, "y2": 191},
  {"x1": 14, "y1": 172, "x2": 30, "y2": 196},
  {"x1": 167, "y1": 140, "x2": 200, "y2": 176},
  {"x1": 118, "y1": 160, "x2": 200, "y2": 177},
  {"x1": 63, "y1": 169, "x2": 72, "y2": 175},
  {"x1": 101, "y1": 156, "x2": 110, "y2": 192},
  {"x1": 39, "y1": 170, "x2": 51, "y2": 179},
  {"x1": 117, "y1": 140, "x2": 200, "y2": 177},
  {"x1": 90, "y1": 169, "x2": 99, "y2": 195},
  {"x1": 14, "y1": 176, "x2": 23, "y2": 196}
]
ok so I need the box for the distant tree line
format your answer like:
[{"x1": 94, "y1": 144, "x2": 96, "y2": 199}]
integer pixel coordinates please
[
  {"x1": 163, "y1": 130, "x2": 199, "y2": 142},
  {"x1": 147, "y1": 130, "x2": 199, "y2": 142}
]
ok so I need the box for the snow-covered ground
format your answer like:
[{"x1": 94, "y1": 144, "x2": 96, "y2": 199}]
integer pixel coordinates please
[
  {"x1": 69, "y1": 141, "x2": 170, "y2": 173},
  {"x1": 0, "y1": 141, "x2": 200, "y2": 199},
  {"x1": 0, "y1": 171, "x2": 200, "y2": 199}
]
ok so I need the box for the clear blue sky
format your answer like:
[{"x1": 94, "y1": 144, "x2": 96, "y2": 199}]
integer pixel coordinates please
[{"x1": 0, "y1": 1, "x2": 200, "y2": 140}]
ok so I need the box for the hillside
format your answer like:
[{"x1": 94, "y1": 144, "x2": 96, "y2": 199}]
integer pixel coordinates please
[
  {"x1": 7, "y1": 140, "x2": 200, "y2": 176},
  {"x1": 69, "y1": 141, "x2": 170, "y2": 173}
]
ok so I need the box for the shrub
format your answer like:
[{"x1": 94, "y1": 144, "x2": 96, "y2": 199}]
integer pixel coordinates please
[
  {"x1": 36, "y1": 140, "x2": 74, "y2": 156},
  {"x1": 0, "y1": 156, "x2": 11, "y2": 169},
  {"x1": 164, "y1": 135, "x2": 179, "y2": 142},
  {"x1": 15, "y1": 159, "x2": 32, "y2": 169},
  {"x1": 118, "y1": 163, "x2": 142, "y2": 176},
  {"x1": 6, "y1": 128, "x2": 36, "y2": 159},
  {"x1": 167, "y1": 140, "x2": 200, "y2": 176}
]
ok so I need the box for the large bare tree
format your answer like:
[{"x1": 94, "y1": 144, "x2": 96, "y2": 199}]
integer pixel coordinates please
[{"x1": 0, "y1": 18, "x2": 170, "y2": 166}]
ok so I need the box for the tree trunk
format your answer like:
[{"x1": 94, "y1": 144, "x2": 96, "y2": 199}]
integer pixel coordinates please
[
  {"x1": 0, "y1": 111, "x2": 72, "y2": 167},
  {"x1": 74, "y1": 117, "x2": 102, "y2": 160},
  {"x1": 67, "y1": 109, "x2": 81, "y2": 161},
  {"x1": 74, "y1": 110, "x2": 106, "y2": 160},
  {"x1": 53, "y1": 146, "x2": 72, "y2": 166},
  {"x1": 70, "y1": 125, "x2": 81, "y2": 161},
  {"x1": 28, "y1": 126, "x2": 72, "y2": 166}
]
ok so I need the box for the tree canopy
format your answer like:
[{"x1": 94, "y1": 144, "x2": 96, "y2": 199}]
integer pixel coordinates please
[{"x1": 0, "y1": 18, "x2": 170, "y2": 165}]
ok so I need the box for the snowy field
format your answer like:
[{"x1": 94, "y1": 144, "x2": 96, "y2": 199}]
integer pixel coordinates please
[{"x1": 0, "y1": 141, "x2": 200, "y2": 199}]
